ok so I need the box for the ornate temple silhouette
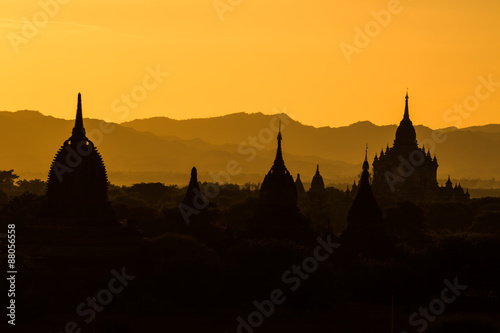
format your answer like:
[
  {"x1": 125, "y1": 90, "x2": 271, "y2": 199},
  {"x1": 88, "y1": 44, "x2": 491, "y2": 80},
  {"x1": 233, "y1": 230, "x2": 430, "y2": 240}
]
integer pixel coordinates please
[
  {"x1": 43, "y1": 93, "x2": 116, "y2": 223},
  {"x1": 371, "y1": 92, "x2": 468, "y2": 202},
  {"x1": 438, "y1": 175, "x2": 470, "y2": 200}
]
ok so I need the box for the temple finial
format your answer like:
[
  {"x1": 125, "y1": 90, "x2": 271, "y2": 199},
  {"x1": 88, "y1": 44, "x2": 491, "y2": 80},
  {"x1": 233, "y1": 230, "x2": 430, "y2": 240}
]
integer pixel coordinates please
[
  {"x1": 76, "y1": 93, "x2": 83, "y2": 128},
  {"x1": 404, "y1": 89, "x2": 409, "y2": 119},
  {"x1": 72, "y1": 93, "x2": 86, "y2": 139},
  {"x1": 363, "y1": 145, "x2": 369, "y2": 171},
  {"x1": 272, "y1": 120, "x2": 285, "y2": 171}
]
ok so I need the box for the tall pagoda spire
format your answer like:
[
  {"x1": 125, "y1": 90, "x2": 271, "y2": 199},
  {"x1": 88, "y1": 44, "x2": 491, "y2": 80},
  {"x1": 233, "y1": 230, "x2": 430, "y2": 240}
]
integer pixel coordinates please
[
  {"x1": 272, "y1": 121, "x2": 285, "y2": 171},
  {"x1": 363, "y1": 144, "x2": 369, "y2": 171},
  {"x1": 346, "y1": 148, "x2": 383, "y2": 227},
  {"x1": 71, "y1": 93, "x2": 86, "y2": 140},
  {"x1": 394, "y1": 90, "x2": 417, "y2": 146},
  {"x1": 404, "y1": 89, "x2": 409, "y2": 119}
]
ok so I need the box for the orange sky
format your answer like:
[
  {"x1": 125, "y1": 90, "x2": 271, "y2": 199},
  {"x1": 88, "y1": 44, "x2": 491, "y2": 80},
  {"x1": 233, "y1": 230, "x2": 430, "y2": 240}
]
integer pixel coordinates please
[{"x1": 0, "y1": 0, "x2": 499, "y2": 129}]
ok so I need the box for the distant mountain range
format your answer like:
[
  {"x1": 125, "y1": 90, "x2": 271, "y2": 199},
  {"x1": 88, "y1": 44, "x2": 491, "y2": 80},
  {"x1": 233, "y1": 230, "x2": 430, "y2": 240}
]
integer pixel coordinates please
[{"x1": 1, "y1": 110, "x2": 500, "y2": 191}]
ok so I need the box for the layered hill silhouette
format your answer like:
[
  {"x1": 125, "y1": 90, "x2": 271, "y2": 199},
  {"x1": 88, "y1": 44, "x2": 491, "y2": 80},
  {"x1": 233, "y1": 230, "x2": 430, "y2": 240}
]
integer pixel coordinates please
[{"x1": 2, "y1": 110, "x2": 500, "y2": 189}]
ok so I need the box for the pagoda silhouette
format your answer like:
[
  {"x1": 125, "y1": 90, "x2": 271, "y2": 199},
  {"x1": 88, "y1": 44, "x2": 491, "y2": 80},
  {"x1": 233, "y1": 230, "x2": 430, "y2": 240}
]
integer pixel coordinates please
[
  {"x1": 259, "y1": 123, "x2": 297, "y2": 208},
  {"x1": 309, "y1": 164, "x2": 325, "y2": 194},
  {"x1": 42, "y1": 93, "x2": 116, "y2": 223},
  {"x1": 340, "y1": 148, "x2": 392, "y2": 258},
  {"x1": 26, "y1": 94, "x2": 140, "y2": 309},
  {"x1": 182, "y1": 167, "x2": 207, "y2": 208},
  {"x1": 251, "y1": 123, "x2": 310, "y2": 239},
  {"x1": 295, "y1": 173, "x2": 306, "y2": 196},
  {"x1": 163, "y1": 166, "x2": 229, "y2": 249},
  {"x1": 176, "y1": 166, "x2": 218, "y2": 226}
]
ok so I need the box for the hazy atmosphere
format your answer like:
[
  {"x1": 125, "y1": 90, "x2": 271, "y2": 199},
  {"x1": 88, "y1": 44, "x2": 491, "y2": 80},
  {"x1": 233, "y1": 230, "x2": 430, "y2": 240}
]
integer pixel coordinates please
[{"x1": 2, "y1": 1, "x2": 500, "y2": 333}]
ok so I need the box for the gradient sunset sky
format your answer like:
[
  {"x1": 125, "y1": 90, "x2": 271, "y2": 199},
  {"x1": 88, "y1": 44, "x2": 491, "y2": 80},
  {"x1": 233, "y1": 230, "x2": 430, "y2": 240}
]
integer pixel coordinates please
[{"x1": 1, "y1": 0, "x2": 499, "y2": 129}]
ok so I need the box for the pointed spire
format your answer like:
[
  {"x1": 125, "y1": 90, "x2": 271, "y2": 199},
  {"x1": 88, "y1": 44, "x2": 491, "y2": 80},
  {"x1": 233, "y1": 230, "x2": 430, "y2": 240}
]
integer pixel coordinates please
[
  {"x1": 363, "y1": 145, "x2": 369, "y2": 171},
  {"x1": 315, "y1": 164, "x2": 320, "y2": 175},
  {"x1": 75, "y1": 93, "x2": 83, "y2": 128},
  {"x1": 71, "y1": 93, "x2": 86, "y2": 140},
  {"x1": 272, "y1": 120, "x2": 286, "y2": 171},
  {"x1": 404, "y1": 89, "x2": 409, "y2": 119},
  {"x1": 345, "y1": 148, "x2": 383, "y2": 230}
]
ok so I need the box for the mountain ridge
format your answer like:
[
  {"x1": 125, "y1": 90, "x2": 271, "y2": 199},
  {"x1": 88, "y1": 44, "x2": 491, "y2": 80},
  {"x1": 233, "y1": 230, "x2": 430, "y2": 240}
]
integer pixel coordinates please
[{"x1": 0, "y1": 110, "x2": 499, "y2": 188}]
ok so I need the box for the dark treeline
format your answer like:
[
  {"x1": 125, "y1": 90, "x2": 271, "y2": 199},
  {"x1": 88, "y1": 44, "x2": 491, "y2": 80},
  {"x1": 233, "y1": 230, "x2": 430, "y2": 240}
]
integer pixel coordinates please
[{"x1": 2, "y1": 168, "x2": 500, "y2": 332}]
